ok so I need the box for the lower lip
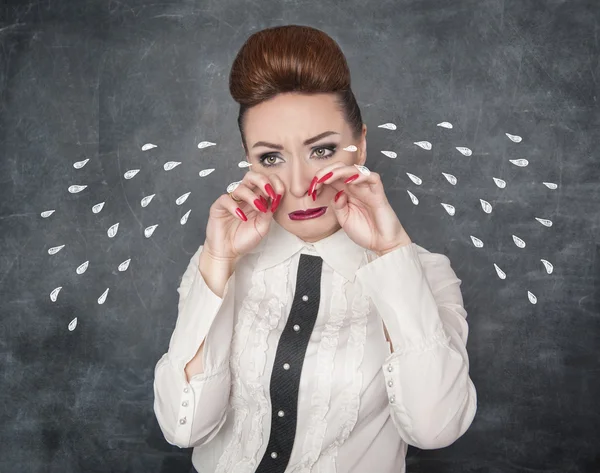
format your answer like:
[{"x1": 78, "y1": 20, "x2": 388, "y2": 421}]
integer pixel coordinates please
[{"x1": 288, "y1": 207, "x2": 327, "y2": 221}]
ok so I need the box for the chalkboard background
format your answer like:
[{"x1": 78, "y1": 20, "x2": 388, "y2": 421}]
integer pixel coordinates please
[{"x1": 1, "y1": 0, "x2": 598, "y2": 472}]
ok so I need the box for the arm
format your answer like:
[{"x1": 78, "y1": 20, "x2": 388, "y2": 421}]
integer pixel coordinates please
[
  {"x1": 355, "y1": 242, "x2": 477, "y2": 450},
  {"x1": 153, "y1": 244, "x2": 236, "y2": 449}
]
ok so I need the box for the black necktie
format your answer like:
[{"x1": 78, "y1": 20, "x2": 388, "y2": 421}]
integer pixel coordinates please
[{"x1": 255, "y1": 253, "x2": 324, "y2": 473}]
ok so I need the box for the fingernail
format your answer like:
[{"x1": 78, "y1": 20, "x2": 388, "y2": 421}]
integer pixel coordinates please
[
  {"x1": 334, "y1": 190, "x2": 344, "y2": 202},
  {"x1": 259, "y1": 195, "x2": 269, "y2": 210},
  {"x1": 235, "y1": 208, "x2": 248, "y2": 221},
  {"x1": 317, "y1": 171, "x2": 333, "y2": 183},
  {"x1": 264, "y1": 183, "x2": 277, "y2": 200},
  {"x1": 307, "y1": 176, "x2": 318, "y2": 195},
  {"x1": 344, "y1": 173, "x2": 359, "y2": 184},
  {"x1": 271, "y1": 194, "x2": 282, "y2": 213},
  {"x1": 311, "y1": 190, "x2": 317, "y2": 201},
  {"x1": 254, "y1": 198, "x2": 268, "y2": 213}
]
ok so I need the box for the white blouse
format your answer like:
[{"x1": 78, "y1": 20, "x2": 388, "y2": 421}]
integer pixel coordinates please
[{"x1": 153, "y1": 221, "x2": 477, "y2": 473}]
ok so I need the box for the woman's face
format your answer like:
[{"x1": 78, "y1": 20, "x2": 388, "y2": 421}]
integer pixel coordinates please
[{"x1": 243, "y1": 92, "x2": 367, "y2": 243}]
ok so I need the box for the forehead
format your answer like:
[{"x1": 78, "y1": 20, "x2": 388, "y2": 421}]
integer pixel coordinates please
[{"x1": 244, "y1": 92, "x2": 347, "y2": 143}]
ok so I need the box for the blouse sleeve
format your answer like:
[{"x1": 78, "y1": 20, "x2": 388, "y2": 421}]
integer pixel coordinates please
[
  {"x1": 355, "y1": 242, "x2": 477, "y2": 450},
  {"x1": 153, "y1": 244, "x2": 236, "y2": 449}
]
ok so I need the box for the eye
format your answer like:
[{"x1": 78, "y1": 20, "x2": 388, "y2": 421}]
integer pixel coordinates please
[{"x1": 258, "y1": 144, "x2": 337, "y2": 168}]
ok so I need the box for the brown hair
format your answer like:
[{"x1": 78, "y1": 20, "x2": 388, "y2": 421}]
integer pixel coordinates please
[{"x1": 229, "y1": 25, "x2": 363, "y2": 151}]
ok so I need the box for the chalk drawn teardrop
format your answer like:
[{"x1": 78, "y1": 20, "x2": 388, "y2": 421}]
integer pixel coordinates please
[
  {"x1": 535, "y1": 217, "x2": 553, "y2": 227},
  {"x1": 509, "y1": 159, "x2": 528, "y2": 167},
  {"x1": 199, "y1": 168, "x2": 215, "y2": 177},
  {"x1": 48, "y1": 245, "x2": 65, "y2": 255},
  {"x1": 343, "y1": 145, "x2": 358, "y2": 152},
  {"x1": 455, "y1": 147, "x2": 472, "y2": 156},
  {"x1": 98, "y1": 288, "x2": 109, "y2": 305},
  {"x1": 73, "y1": 159, "x2": 89, "y2": 169},
  {"x1": 480, "y1": 199, "x2": 493, "y2": 213},
  {"x1": 494, "y1": 263, "x2": 506, "y2": 279},
  {"x1": 198, "y1": 141, "x2": 216, "y2": 149},
  {"x1": 437, "y1": 121, "x2": 453, "y2": 129},
  {"x1": 68, "y1": 317, "x2": 78, "y2": 331},
  {"x1": 527, "y1": 291, "x2": 537, "y2": 304},
  {"x1": 414, "y1": 141, "x2": 432, "y2": 150},
  {"x1": 470, "y1": 236, "x2": 484, "y2": 248},
  {"x1": 512, "y1": 235, "x2": 526, "y2": 248},
  {"x1": 176, "y1": 192, "x2": 191, "y2": 205},
  {"x1": 163, "y1": 161, "x2": 181, "y2": 171},
  {"x1": 543, "y1": 182, "x2": 558, "y2": 189},
  {"x1": 381, "y1": 150, "x2": 397, "y2": 159},
  {"x1": 226, "y1": 181, "x2": 242, "y2": 194},
  {"x1": 118, "y1": 258, "x2": 131, "y2": 272},
  {"x1": 407, "y1": 190, "x2": 419, "y2": 205},
  {"x1": 441, "y1": 203, "x2": 455, "y2": 216},
  {"x1": 144, "y1": 224, "x2": 158, "y2": 238},
  {"x1": 50, "y1": 286, "x2": 62, "y2": 302},
  {"x1": 238, "y1": 161, "x2": 252, "y2": 168},
  {"x1": 181, "y1": 209, "x2": 191, "y2": 225},
  {"x1": 442, "y1": 172, "x2": 457, "y2": 185},
  {"x1": 406, "y1": 173, "x2": 422, "y2": 185},
  {"x1": 124, "y1": 169, "x2": 140, "y2": 179},
  {"x1": 378, "y1": 123, "x2": 397, "y2": 130},
  {"x1": 92, "y1": 202, "x2": 105, "y2": 214},
  {"x1": 68, "y1": 185, "x2": 87, "y2": 193},
  {"x1": 107, "y1": 223, "x2": 119, "y2": 238},
  {"x1": 493, "y1": 177, "x2": 506, "y2": 188},
  {"x1": 141, "y1": 194, "x2": 155, "y2": 207},
  {"x1": 541, "y1": 259, "x2": 554, "y2": 274},
  {"x1": 76, "y1": 261, "x2": 89, "y2": 274},
  {"x1": 142, "y1": 143, "x2": 157, "y2": 151},
  {"x1": 505, "y1": 133, "x2": 522, "y2": 143},
  {"x1": 41, "y1": 210, "x2": 55, "y2": 218}
]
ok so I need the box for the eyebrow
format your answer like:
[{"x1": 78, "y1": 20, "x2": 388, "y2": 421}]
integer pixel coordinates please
[{"x1": 251, "y1": 131, "x2": 340, "y2": 150}]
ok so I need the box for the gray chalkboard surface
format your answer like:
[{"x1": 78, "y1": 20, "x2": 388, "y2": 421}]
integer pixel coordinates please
[{"x1": 1, "y1": 1, "x2": 598, "y2": 472}]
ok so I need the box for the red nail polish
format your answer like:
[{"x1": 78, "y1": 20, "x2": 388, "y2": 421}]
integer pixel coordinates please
[
  {"x1": 344, "y1": 173, "x2": 359, "y2": 184},
  {"x1": 235, "y1": 208, "x2": 248, "y2": 221},
  {"x1": 259, "y1": 195, "x2": 269, "y2": 210},
  {"x1": 307, "y1": 176, "x2": 318, "y2": 195},
  {"x1": 317, "y1": 171, "x2": 333, "y2": 184},
  {"x1": 334, "y1": 190, "x2": 344, "y2": 202},
  {"x1": 254, "y1": 198, "x2": 267, "y2": 213},
  {"x1": 271, "y1": 194, "x2": 282, "y2": 213},
  {"x1": 264, "y1": 183, "x2": 277, "y2": 200},
  {"x1": 311, "y1": 190, "x2": 317, "y2": 201}
]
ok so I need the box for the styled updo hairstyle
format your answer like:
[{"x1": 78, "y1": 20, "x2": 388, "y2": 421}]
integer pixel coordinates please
[{"x1": 229, "y1": 25, "x2": 363, "y2": 151}]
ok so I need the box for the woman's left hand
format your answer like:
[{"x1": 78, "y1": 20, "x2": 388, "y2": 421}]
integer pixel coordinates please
[{"x1": 308, "y1": 162, "x2": 413, "y2": 255}]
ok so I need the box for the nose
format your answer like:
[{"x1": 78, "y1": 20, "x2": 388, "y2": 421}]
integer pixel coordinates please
[{"x1": 288, "y1": 156, "x2": 315, "y2": 199}]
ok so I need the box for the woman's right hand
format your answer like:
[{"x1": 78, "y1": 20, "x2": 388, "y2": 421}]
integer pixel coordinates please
[{"x1": 203, "y1": 171, "x2": 285, "y2": 263}]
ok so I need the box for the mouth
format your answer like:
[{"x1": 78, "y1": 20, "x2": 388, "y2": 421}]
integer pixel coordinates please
[{"x1": 288, "y1": 206, "x2": 327, "y2": 221}]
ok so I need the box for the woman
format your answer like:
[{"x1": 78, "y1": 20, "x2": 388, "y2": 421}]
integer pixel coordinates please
[{"x1": 153, "y1": 25, "x2": 477, "y2": 473}]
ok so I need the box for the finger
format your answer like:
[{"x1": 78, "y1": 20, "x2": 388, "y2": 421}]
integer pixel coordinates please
[
  {"x1": 311, "y1": 163, "x2": 370, "y2": 195},
  {"x1": 228, "y1": 182, "x2": 270, "y2": 214},
  {"x1": 265, "y1": 174, "x2": 286, "y2": 213},
  {"x1": 215, "y1": 193, "x2": 249, "y2": 222},
  {"x1": 242, "y1": 171, "x2": 279, "y2": 202}
]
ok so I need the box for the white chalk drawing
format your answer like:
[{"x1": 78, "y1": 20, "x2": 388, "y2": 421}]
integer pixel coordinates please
[
  {"x1": 50, "y1": 286, "x2": 62, "y2": 302},
  {"x1": 199, "y1": 168, "x2": 215, "y2": 177},
  {"x1": 493, "y1": 177, "x2": 507, "y2": 188},
  {"x1": 343, "y1": 145, "x2": 358, "y2": 152},
  {"x1": 144, "y1": 224, "x2": 158, "y2": 238},
  {"x1": 527, "y1": 291, "x2": 537, "y2": 304},
  {"x1": 407, "y1": 190, "x2": 419, "y2": 205},
  {"x1": 142, "y1": 143, "x2": 157, "y2": 150},
  {"x1": 176, "y1": 192, "x2": 191, "y2": 205},
  {"x1": 535, "y1": 217, "x2": 553, "y2": 227},
  {"x1": 92, "y1": 202, "x2": 105, "y2": 214},
  {"x1": 378, "y1": 123, "x2": 397, "y2": 130},
  {"x1": 414, "y1": 141, "x2": 432, "y2": 150},
  {"x1": 227, "y1": 181, "x2": 242, "y2": 194},
  {"x1": 124, "y1": 169, "x2": 140, "y2": 179},
  {"x1": 118, "y1": 259, "x2": 131, "y2": 272},
  {"x1": 406, "y1": 173, "x2": 422, "y2": 185},
  {"x1": 68, "y1": 317, "x2": 78, "y2": 331},
  {"x1": 380, "y1": 150, "x2": 397, "y2": 159},
  {"x1": 198, "y1": 141, "x2": 216, "y2": 149},
  {"x1": 455, "y1": 147, "x2": 472, "y2": 156},
  {"x1": 494, "y1": 264, "x2": 506, "y2": 280},
  {"x1": 141, "y1": 194, "x2": 155, "y2": 207},
  {"x1": 238, "y1": 161, "x2": 252, "y2": 168},
  {"x1": 181, "y1": 210, "x2": 191, "y2": 225},
  {"x1": 98, "y1": 288, "x2": 109, "y2": 305},
  {"x1": 541, "y1": 259, "x2": 553, "y2": 274},
  {"x1": 512, "y1": 235, "x2": 526, "y2": 248},
  {"x1": 437, "y1": 121, "x2": 453, "y2": 129},
  {"x1": 354, "y1": 164, "x2": 370, "y2": 176},
  {"x1": 48, "y1": 245, "x2": 65, "y2": 255},
  {"x1": 164, "y1": 161, "x2": 181, "y2": 171},
  {"x1": 73, "y1": 159, "x2": 89, "y2": 169},
  {"x1": 107, "y1": 223, "x2": 119, "y2": 238},
  {"x1": 480, "y1": 199, "x2": 493, "y2": 213},
  {"x1": 470, "y1": 236, "x2": 484, "y2": 248},
  {"x1": 41, "y1": 210, "x2": 55, "y2": 218},
  {"x1": 509, "y1": 159, "x2": 528, "y2": 167},
  {"x1": 441, "y1": 203, "x2": 455, "y2": 216},
  {"x1": 505, "y1": 133, "x2": 522, "y2": 143},
  {"x1": 68, "y1": 185, "x2": 87, "y2": 193},
  {"x1": 543, "y1": 182, "x2": 558, "y2": 189},
  {"x1": 76, "y1": 261, "x2": 89, "y2": 274},
  {"x1": 442, "y1": 172, "x2": 457, "y2": 185}
]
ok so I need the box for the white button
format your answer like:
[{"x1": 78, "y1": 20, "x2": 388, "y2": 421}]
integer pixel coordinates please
[
  {"x1": 179, "y1": 417, "x2": 187, "y2": 424},
  {"x1": 278, "y1": 410, "x2": 285, "y2": 417},
  {"x1": 293, "y1": 324, "x2": 300, "y2": 332},
  {"x1": 183, "y1": 387, "x2": 189, "y2": 393},
  {"x1": 389, "y1": 395, "x2": 395, "y2": 404},
  {"x1": 283, "y1": 363, "x2": 290, "y2": 370},
  {"x1": 387, "y1": 379, "x2": 393, "y2": 387},
  {"x1": 271, "y1": 452, "x2": 278, "y2": 459},
  {"x1": 387, "y1": 364, "x2": 393, "y2": 372},
  {"x1": 302, "y1": 295, "x2": 308, "y2": 301},
  {"x1": 182, "y1": 400, "x2": 189, "y2": 407}
]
